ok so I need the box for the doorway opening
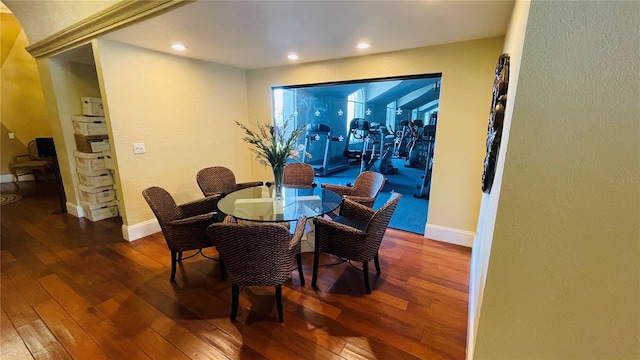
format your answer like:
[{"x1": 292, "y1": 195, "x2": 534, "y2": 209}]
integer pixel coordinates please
[{"x1": 272, "y1": 74, "x2": 442, "y2": 234}]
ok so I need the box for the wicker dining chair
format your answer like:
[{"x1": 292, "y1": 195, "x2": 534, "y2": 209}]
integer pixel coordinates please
[
  {"x1": 283, "y1": 162, "x2": 316, "y2": 187},
  {"x1": 142, "y1": 186, "x2": 223, "y2": 282},
  {"x1": 321, "y1": 171, "x2": 386, "y2": 217},
  {"x1": 207, "y1": 215, "x2": 307, "y2": 322},
  {"x1": 312, "y1": 192, "x2": 401, "y2": 294},
  {"x1": 196, "y1": 166, "x2": 263, "y2": 197}
]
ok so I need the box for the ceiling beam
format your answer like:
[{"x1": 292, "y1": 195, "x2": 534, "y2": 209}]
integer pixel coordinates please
[{"x1": 26, "y1": 0, "x2": 191, "y2": 59}]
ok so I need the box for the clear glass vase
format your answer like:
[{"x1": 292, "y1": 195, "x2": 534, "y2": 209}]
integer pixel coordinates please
[{"x1": 272, "y1": 164, "x2": 285, "y2": 200}]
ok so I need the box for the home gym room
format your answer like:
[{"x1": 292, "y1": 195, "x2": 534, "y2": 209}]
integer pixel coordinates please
[{"x1": 273, "y1": 74, "x2": 441, "y2": 234}]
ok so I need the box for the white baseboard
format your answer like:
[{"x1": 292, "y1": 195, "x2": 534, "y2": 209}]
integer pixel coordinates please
[
  {"x1": 1, "y1": 174, "x2": 55, "y2": 183},
  {"x1": 0, "y1": 174, "x2": 16, "y2": 183},
  {"x1": 1, "y1": 174, "x2": 36, "y2": 183},
  {"x1": 424, "y1": 224, "x2": 475, "y2": 247},
  {"x1": 122, "y1": 219, "x2": 160, "y2": 242},
  {"x1": 66, "y1": 202, "x2": 83, "y2": 218},
  {"x1": 66, "y1": 202, "x2": 159, "y2": 242}
]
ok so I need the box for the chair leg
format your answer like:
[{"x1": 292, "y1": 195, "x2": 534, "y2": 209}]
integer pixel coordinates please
[
  {"x1": 374, "y1": 253, "x2": 381, "y2": 274},
  {"x1": 230, "y1": 284, "x2": 240, "y2": 321},
  {"x1": 177, "y1": 251, "x2": 183, "y2": 262},
  {"x1": 312, "y1": 222, "x2": 320, "y2": 288},
  {"x1": 296, "y1": 253, "x2": 305, "y2": 286},
  {"x1": 363, "y1": 260, "x2": 371, "y2": 294},
  {"x1": 312, "y1": 249, "x2": 320, "y2": 289},
  {"x1": 170, "y1": 251, "x2": 178, "y2": 282},
  {"x1": 275, "y1": 284, "x2": 283, "y2": 322}
]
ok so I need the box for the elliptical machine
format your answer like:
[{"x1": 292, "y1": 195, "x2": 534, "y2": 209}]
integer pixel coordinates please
[
  {"x1": 405, "y1": 119, "x2": 427, "y2": 169},
  {"x1": 369, "y1": 122, "x2": 397, "y2": 175},
  {"x1": 414, "y1": 111, "x2": 438, "y2": 199},
  {"x1": 394, "y1": 120, "x2": 411, "y2": 158},
  {"x1": 344, "y1": 118, "x2": 371, "y2": 162}
]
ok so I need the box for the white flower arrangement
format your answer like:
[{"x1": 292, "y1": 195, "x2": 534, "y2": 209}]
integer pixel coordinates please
[{"x1": 235, "y1": 117, "x2": 310, "y2": 169}]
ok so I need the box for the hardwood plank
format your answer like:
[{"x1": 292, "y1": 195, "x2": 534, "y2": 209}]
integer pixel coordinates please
[
  {"x1": 406, "y1": 276, "x2": 469, "y2": 303},
  {"x1": 2, "y1": 274, "x2": 71, "y2": 360},
  {"x1": 98, "y1": 300, "x2": 188, "y2": 359},
  {"x1": 281, "y1": 286, "x2": 342, "y2": 319},
  {"x1": 33, "y1": 299, "x2": 110, "y2": 360},
  {"x1": 1, "y1": 249, "x2": 17, "y2": 266},
  {"x1": 95, "y1": 281, "x2": 228, "y2": 360},
  {"x1": 1, "y1": 308, "x2": 34, "y2": 359},
  {"x1": 108, "y1": 242, "x2": 166, "y2": 273},
  {"x1": 17, "y1": 319, "x2": 73, "y2": 360},
  {"x1": 37, "y1": 274, "x2": 151, "y2": 360},
  {"x1": 129, "y1": 278, "x2": 236, "y2": 359},
  {"x1": 1, "y1": 181, "x2": 472, "y2": 360},
  {"x1": 250, "y1": 320, "x2": 343, "y2": 360},
  {"x1": 341, "y1": 340, "x2": 422, "y2": 360}
]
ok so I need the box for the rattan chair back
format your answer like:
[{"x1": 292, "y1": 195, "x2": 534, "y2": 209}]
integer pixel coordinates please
[
  {"x1": 207, "y1": 216, "x2": 307, "y2": 322},
  {"x1": 321, "y1": 171, "x2": 386, "y2": 209},
  {"x1": 312, "y1": 191, "x2": 401, "y2": 293},
  {"x1": 208, "y1": 216, "x2": 306, "y2": 287},
  {"x1": 353, "y1": 171, "x2": 386, "y2": 198},
  {"x1": 283, "y1": 163, "x2": 315, "y2": 187},
  {"x1": 197, "y1": 166, "x2": 239, "y2": 196},
  {"x1": 360, "y1": 191, "x2": 401, "y2": 258},
  {"x1": 142, "y1": 186, "x2": 218, "y2": 282}
]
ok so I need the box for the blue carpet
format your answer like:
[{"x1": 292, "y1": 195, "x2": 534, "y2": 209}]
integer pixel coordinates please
[{"x1": 314, "y1": 158, "x2": 429, "y2": 234}]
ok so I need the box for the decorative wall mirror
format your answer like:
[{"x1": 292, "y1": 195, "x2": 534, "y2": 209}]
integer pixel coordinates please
[{"x1": 482, "y1": 53, "x2": 510, "y2": 194}]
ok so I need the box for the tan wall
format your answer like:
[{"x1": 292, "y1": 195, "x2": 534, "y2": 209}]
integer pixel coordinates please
[
  {"x1": 467, "y1": 1, "x2": 530, "y2": 357},
  {"x1": 474, "y1": 1, "x2": 640, "y2": 358},
  {"x1": 0, "y1": 15, "x2": 51, "y2": 176},
  {"x1": 38, "y1": 50, "x2": 101, "y2": 207},
  {"x1": 247, "y1": 37, "x2": 504, "y2": 237},
  {"x1": 93, "y1": 39, "x2": 252, "y2": 226}
]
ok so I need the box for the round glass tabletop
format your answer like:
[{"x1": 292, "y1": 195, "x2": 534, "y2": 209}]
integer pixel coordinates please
[{"x1": 217, "y1": 185, "x2": 342, "y2": 222}]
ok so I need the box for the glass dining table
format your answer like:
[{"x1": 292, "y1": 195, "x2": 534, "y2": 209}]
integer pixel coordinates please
[{"x1": 216, "y1": 185, "x2": 342, "y2": 223}]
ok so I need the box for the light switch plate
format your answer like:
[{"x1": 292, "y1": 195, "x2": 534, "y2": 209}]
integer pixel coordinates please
[{"x1": 133, "y1": 142, "x2": 145, "y2": 154}]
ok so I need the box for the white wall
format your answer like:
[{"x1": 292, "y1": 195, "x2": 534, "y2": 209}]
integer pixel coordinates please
[
  {"x1": 473, "y1": 1, "x2": 640, "y2": 358},
  {"x1": 247, "y1": 37, "x2": 504, "y2": 244},
  {"x1": 93, "y1": 39, "x2": 252, "y2": 239},
  {"x1": 466, "y1": 1, "x2": 530, "y2": 358}
]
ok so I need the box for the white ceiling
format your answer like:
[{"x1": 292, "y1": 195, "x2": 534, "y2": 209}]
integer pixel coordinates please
[{"x1": 101, "y1": 0, "x2": 515, "y2": 70}]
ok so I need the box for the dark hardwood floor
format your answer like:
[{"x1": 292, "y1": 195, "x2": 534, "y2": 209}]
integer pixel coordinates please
[{"x1": 1, "y1": 181, "x2": 471, "y2": 359}]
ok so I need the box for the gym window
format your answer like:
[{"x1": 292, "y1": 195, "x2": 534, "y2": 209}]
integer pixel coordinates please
[{"x1": 347, "y1": 88, "x2": 365, "y2": 143}]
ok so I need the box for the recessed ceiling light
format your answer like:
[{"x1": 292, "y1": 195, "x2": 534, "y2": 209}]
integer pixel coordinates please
[
  {"x1": 171, "y1": 44, "x2": 186, "y2": 51},
  {"x1": 287, "y1": 54, "x2": 299, "y2": 60},
  {"x1": 357, "y1": 42, "x2": 370, "y2": 49}
]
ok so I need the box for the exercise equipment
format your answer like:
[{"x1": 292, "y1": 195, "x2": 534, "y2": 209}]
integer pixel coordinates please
[
  {"x1": 405, "y1": 119, "x2": 427, "y2": 169},
  {"x1": 301, "y1": 124, "x2": 352, "y2": 176},
  {"x1": 393, "y1": 120, "x2": 411, "y2": 158},
  {"x1": 414, "y1": 112, "x2": 438, "y2": 199},
  {"x1": 343, "y1": 118, "x2": 371, "y2": 162},
  {"x1": 366, "y1": 123, "x2": 397, "y2": 175},
  {"x1": 394, "y1": 119, "x2": 424, "y2": 161},
  {"x1": 414, "y1": 124, "x2": 436, "y2": 199},
  {"x1": 368, "y1": 123, "x2": 396, "y2": 159},
  {"x1": 349, "y1": 120, "x2": 398, "y2": 175},
  {"x1": 377, "y1": 146, "x2": 397, "y2": 175}
]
